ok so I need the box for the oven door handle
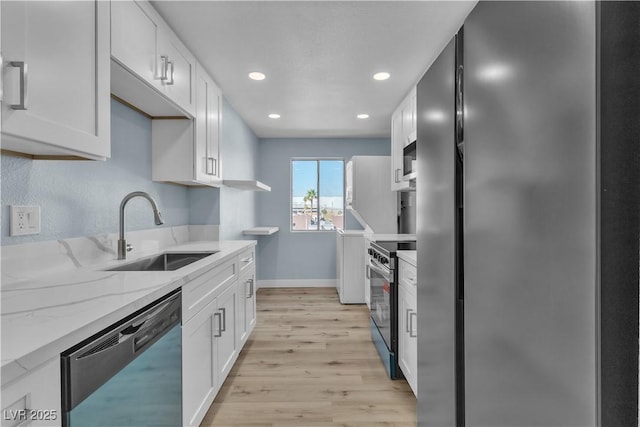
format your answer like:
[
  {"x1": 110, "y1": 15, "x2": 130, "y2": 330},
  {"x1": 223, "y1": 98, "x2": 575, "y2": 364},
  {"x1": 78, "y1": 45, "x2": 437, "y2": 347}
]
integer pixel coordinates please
[{"x1": 369, "y1": 258, "x2": 393, "y2": 283}]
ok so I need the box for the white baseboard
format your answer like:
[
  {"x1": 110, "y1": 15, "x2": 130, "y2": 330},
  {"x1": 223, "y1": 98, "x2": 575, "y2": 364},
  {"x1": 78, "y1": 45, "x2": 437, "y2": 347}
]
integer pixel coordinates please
[{"x1": 257, "y1": 279, "x2": 337, "y2": 289}]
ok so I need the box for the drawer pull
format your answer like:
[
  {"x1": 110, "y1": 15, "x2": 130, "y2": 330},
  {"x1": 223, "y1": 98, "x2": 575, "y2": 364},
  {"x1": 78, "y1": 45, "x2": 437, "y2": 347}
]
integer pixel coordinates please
[{"x1": 241, "y1": 257, "x2": 254, "y2": 263}]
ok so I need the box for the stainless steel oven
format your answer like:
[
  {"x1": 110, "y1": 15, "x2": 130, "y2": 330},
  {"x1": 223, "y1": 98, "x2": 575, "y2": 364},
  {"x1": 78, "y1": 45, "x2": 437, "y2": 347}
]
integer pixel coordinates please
[{"x1": 367, "y1": 240, "x2": 415, "y2": 379}]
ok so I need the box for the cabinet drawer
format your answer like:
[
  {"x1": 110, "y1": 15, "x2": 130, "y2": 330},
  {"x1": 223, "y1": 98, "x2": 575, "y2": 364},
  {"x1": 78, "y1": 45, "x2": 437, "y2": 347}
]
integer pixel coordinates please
[
  {"x1": 238, "y1": 247, "x2": 255, "y2": 273},
  {"x1": 183, "y1": 258, "x2": 237, "y2": 322},
  {"x1": 398, "y1": 260, "x2": 417, "y2": 288}
]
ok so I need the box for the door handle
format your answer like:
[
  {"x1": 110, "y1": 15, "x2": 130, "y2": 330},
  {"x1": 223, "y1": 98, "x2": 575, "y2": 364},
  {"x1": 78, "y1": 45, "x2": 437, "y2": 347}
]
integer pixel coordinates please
[
  {"x1": 246, "y1": 278, "x2": 254, "y2": 298},
  {"x1": 213, "y1": 312, "x2": 222, "y2": 337},
  {"x1": 406, "y1": 309, "x2": 412, "y2": 333},
  {"x1": 219, "y1": 307, "x2": 226, "y2": 332},
  {"x1": 159, "y1": 55, "x2": 168, "y2": 80},
  {"x1": 9, "y1": 61, "x2": 28, "y2": 110},
  {"x1": 395, "y1": 168, "x2": 401, "y2": 183},
  {"x1": 207, "y1": 157, "x2": 217, "y2": 176},
  {"x1": 166, "y1": 61, "x2": 175, "y2": 85},
  {"x1": 366, "y1": 264, "x2": 370, "y2": 280}
]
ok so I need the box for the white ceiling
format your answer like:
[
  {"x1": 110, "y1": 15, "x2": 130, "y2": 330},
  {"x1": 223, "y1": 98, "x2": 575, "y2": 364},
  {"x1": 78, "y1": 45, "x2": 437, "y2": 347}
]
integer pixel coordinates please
[{"x1": 151, "y1": 1, "x2": 476, "y2": 139}]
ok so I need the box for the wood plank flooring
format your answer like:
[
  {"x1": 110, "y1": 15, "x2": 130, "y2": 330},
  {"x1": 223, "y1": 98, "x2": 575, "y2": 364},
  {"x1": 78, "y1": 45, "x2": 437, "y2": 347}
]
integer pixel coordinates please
[{"x1": 200, "y1": 287, "x2": 417, "y2": 427}]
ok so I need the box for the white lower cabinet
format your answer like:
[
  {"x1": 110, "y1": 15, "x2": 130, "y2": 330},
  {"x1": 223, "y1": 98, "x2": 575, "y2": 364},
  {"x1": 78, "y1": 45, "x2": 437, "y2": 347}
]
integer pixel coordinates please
[
  {"x1": 398, "y1": 259, "x2": 418, "y2": 396},
  {"x1": 1, "y1": 357, "x2": 61, "y2": 426},
  {"x1": 182, "y1": 296, "x2": 220, "y2": 427},
  {"x1": 182, "y1": 247, "x2": 256, "y2": 426},
  {"x1": 238, "y1": 266, "x2": 257, "y2": 346},
  {"x1": 182, "y1": 280, "x2": 238, "y2": 427},
  {"x1": 215, "y1": 284, "x2": 238, "y2": 381}
]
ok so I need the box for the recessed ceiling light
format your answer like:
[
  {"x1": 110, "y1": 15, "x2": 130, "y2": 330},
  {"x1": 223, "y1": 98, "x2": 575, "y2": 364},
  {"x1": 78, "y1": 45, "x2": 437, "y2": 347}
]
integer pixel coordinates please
[
  {"x1": 268, "y1": 113, "x2": 280, "y2": 119},
  {"x1": 357, "y1": 114, "x2": 369, "y2": 119},
  {"x1": 373, "y1": 72, "x2": 390, "y2": 81},
  {"x1": 249, "y1": 72, "x2": 266, "y2": 81}
]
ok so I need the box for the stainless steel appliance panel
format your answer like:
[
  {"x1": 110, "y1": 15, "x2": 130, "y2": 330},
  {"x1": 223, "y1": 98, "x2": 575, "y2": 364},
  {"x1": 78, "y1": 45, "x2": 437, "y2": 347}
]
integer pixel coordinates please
[
  {"x1": 464, "y1": 2, "x2": 597, "y2": 425},
  {"x1": 369, "y1": 258, "x2": 393, "y2": 349},
  {"x1": 416, "y1": 37, "x2": 458, "y2": 426}
]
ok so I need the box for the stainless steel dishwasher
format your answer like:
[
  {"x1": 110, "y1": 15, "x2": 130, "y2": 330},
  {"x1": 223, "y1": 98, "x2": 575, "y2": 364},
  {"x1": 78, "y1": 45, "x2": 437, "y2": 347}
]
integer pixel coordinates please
[{"x1": 61, "y1": 289, "x2": 182, "y2": 427}]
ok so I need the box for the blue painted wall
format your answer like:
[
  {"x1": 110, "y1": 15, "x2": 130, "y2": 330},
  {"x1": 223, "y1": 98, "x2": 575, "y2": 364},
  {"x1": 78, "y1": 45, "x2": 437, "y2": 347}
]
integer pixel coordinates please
[
  {"x1": 219, "y1": 99, "x2": 259, "y2": 240},
  {"x1": 1, "y1": 99, "x2": 190, "y2": 245},
  {"x1": 255, "y1": 138, "x2": 391, "y2": 281}
]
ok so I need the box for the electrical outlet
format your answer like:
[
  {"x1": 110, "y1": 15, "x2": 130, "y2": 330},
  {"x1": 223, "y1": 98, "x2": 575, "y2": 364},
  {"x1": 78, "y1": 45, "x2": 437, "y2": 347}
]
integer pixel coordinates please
[{"x1": 10, "y1": 205, "x2": 41, "y2": 236}]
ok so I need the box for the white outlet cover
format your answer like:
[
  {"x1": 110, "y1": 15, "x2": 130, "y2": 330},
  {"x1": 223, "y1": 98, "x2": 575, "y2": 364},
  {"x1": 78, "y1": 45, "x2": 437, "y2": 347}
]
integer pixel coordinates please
[{"x1": 10, "y1": 205, "x2": 41, "y2": 236}]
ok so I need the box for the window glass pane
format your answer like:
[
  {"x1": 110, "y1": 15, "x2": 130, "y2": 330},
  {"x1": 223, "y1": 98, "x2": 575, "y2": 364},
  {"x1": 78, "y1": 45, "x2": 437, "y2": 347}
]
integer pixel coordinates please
[
  {"x1": 319, "y1": 160, "x2": 344, "y2": 231},
  {"x1": 292, "y1": 160, "x2": 318, "y2": 231}
]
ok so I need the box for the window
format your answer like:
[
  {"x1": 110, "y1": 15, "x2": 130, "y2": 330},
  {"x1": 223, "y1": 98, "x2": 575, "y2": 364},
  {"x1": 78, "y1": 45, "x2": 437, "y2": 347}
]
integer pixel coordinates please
[{"x1": 291, "y1": 159, "x2": 344, "y2": 231}]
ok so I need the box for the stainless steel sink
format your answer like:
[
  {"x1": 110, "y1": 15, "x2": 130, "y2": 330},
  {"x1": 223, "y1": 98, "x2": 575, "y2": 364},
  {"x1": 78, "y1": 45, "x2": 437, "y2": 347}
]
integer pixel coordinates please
[{"x1": 107, "y1": 252, "x2": 218, "y2": 271}]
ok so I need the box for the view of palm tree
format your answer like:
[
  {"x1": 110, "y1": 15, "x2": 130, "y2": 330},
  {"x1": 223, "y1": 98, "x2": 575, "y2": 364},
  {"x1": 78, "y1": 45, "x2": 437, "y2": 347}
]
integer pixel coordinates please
[{"x1": 291, "y1": 160, "x2": 344, "y2": 231}]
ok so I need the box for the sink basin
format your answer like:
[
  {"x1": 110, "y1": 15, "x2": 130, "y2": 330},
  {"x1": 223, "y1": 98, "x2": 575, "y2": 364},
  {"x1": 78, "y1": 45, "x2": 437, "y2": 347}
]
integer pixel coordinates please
[{"x1": 107, "y1": 252, "x2": 218, "y2": 271}]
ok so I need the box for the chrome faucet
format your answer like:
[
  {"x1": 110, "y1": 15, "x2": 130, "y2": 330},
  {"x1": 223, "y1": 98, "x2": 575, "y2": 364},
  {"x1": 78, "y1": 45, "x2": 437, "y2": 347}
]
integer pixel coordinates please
[{"x1": 118, "y1": 191, "x2": 164, "y2": 260}]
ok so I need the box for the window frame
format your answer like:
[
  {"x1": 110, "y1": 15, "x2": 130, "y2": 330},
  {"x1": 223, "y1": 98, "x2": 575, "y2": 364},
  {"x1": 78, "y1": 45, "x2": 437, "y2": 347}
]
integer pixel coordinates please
[{"x1": 290, "y1": 157, "x2": 345, "y2": 233}]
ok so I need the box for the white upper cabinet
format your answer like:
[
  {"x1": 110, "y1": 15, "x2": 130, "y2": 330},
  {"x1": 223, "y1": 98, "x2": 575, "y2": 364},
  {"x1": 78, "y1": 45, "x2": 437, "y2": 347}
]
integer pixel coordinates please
[
  {"x1": 194, "y1": 63, "x2": 222, "y2": 183},
  {"x1": 1, "y1": 0, "x2": 110, "y2": 160},
  {"x1": 152, "y1": 63, "x2": 222, "y2": 187},
  {"x1": 111, "y1": 0, "x2": 161, "y2": 91},
  {"x1": 159, "y1": 30, "x2": 196, "y2": 116},
  {"x1": 110, "y1": 0, "x2": 195, "y2": 118},
  {"x1": 391, "y1": 87, "x2": 417, "y2": 191}
]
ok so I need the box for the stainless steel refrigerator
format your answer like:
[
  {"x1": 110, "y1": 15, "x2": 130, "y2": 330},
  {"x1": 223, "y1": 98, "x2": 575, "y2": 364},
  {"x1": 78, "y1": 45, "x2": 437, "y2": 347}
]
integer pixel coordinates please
[{"x1": 416, "y1": 2, "x2": 639, "y2": 426}]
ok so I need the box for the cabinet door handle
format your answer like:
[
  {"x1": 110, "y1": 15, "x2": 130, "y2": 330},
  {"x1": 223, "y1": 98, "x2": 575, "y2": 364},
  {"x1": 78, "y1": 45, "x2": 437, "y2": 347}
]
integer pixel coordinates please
[
  {"x1": 366, "y1": 265, "x2": 370, "y2": 280},
  {"x1": 409, "y1": 311, "x2": 417, "y2": 338},
  {"x1": 213, "y1": 312, "x2": 222, "y2": 337},
  {"x1": 246, "y1": 278, "x2": 254, "y2": 298},
  {"x1": 219, "y1": 307, "x2": 226, "y2": 332},
  {"x1": 9, "y1": 61, "x2": 28, "y2": 110},
  {"x1": 207, "y1": 157, "x2": 217, "y2": 175},
  {"x1": 166, "y1": 60, "x2": 175, "y2": 85},
  {"x1": 241, "y1": 256, "x2": 253, "y2": 263},
  {"x1": 406, "y1": 308, "x2": 412, "y2": 333},
  {"x1": 159, "y1": 55, "x2": 168, "y2": 80},
  {"x1": 395, "y1": 168, "x2": 401, "y2": 183}
]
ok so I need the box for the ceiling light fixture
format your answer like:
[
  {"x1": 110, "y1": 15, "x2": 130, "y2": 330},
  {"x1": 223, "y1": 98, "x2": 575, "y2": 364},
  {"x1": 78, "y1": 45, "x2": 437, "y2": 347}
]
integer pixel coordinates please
[
  {"x1": 373, "y1": 72, "x2": 390, "y2": 81},
  {"x1": 357, "y1": 114, "x2": 369, "y2": 119},
  {"x1": 248, "y1": 72, "x2": 266, "y2": 81},
  {"x1": 268, "y1": 113, "x2": 280, "y2": 119}
]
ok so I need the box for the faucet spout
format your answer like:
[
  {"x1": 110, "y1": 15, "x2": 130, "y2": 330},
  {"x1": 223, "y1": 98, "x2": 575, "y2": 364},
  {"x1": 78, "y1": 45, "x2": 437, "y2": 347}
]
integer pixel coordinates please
[{"x1": 118, "y1": 191, "x2": 164, "y2": 260}]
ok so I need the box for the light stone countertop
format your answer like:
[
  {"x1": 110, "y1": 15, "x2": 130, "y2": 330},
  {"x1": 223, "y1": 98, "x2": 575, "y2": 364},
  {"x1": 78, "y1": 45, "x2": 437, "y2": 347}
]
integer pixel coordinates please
[
  {"x1": 365, "y1": 233, "x2": 417, "y2": 242},
  {"x1": 1, "y1": 239, "x2": 255, "y2": 386},
  {"x1": 397, "y1": 250, "x2": 417, "y2": 267}
]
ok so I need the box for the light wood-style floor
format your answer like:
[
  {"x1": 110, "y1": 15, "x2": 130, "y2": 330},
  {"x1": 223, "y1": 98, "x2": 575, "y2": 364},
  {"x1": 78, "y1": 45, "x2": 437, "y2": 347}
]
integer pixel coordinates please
[{"x1": 200, "y1": 287, "x2": 417, "y2": 427}]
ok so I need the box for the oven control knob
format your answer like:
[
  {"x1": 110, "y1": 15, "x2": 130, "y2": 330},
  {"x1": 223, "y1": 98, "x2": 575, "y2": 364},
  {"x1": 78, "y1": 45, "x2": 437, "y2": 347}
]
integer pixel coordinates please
[
  {"x1": 380, "y1": 257, "x2": 389, "y2": 265},
  {"x1": 368, "y1": 248, "x2": 374, "y2": 256}
]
